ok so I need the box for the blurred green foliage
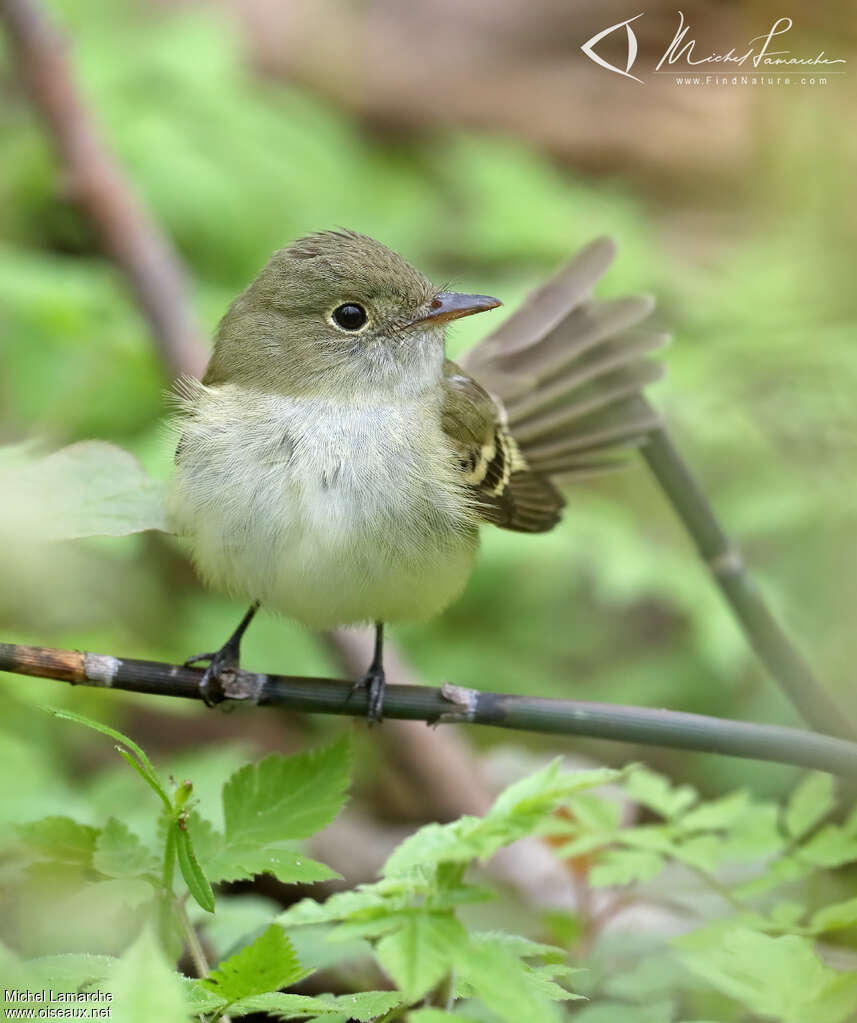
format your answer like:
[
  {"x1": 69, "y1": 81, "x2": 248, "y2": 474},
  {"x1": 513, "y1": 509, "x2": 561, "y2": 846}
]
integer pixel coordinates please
[
  {"x1": 2, "y1": 0, "x2": 857, "y2": 830},
  {"x1": 3, "y1": 1, "x2": 857, "y2": 1017}
]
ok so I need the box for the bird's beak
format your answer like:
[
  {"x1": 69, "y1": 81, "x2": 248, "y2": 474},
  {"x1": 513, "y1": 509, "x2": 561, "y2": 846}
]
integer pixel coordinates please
[{"x1": 407, "y1": 291, "x2": 502, "y2": 328}]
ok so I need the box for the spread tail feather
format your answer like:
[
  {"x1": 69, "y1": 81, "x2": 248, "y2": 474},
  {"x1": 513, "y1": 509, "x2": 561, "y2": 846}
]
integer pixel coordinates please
[{"x1": 461, "y1": 237, "x2": 667, "y2": 482}]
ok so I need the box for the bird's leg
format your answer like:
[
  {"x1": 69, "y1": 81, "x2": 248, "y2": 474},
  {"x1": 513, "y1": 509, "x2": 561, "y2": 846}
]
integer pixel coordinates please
[
  {"x1": 350, "y1": 621, "x2": 386, "y2": 724},
  {"x1": 184, "y1": 602, "x2": 260, "y2": 707}
]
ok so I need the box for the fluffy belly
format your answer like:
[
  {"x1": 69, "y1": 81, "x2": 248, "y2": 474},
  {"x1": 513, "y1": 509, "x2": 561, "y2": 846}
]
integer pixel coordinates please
[{"x1": 169, "y1": 394, "x2": 480, "y2": 628}]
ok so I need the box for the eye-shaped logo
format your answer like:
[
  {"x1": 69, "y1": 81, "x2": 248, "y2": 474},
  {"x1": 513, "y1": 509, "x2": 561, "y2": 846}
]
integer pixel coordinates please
[{"x1": 581, "y1": 13, "x2": 645, "y2": 83}]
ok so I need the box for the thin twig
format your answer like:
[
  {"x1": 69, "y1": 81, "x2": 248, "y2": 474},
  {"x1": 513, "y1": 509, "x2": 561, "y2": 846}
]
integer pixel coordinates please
[
  {"x1": 0, "y1": 0, "x2": 206, "y2": 379},
  {"x1": 3, "y1": 642, "x2": 857, "y2": 776},
  {"x1": 636, "y1": 407, "x2": 856, "y2": 742}
]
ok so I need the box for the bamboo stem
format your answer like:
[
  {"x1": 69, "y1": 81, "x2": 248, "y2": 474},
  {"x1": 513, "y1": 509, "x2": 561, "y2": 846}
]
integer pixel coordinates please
[
  {"x1": 638, "y1": 412, "x2": 856, "y2": 742},
  {"x1": 2, "y1": 642, "x2": 857, "y2": 776}
]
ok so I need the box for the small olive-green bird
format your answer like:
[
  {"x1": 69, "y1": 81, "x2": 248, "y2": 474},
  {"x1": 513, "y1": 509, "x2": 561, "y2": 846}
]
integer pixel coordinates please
[{"x1": 169, "y1": 231, "x2": 665, "y2": 720}]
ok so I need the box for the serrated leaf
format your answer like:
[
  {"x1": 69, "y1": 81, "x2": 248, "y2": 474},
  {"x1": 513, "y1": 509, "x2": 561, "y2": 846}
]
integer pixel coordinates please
[
  {"x1": 488, "y1": 762, "x2": 619, "y2": 823},
  {"x1": 566, "y1": 792, "x2": 623, "y2": 832},
  {"x1": 278, "y1": 887, "x2": 400, "y2": 929},
  {"x1": 376, "y1": 913, "x2": 466, "y2": 1001},
  {"x1": 13, "y1": 441, "x2": 169, "y2": 539},
  {"x1": 672, "y1": 835, "x2": 726, "y2": 873},
  {"x1": 455, "y1": 936, "x2": 563, "y2": 1023},
  {"x1": 24, "y1": 953, "x2": 117, "y2": 990},
  {"x1": 233, "y1": 990, "x2": 402, "y2": 1020},
  {"x1": 222, "y1": 738, "x2": 350, "y2": 847},
  {"x1": 625, "y1": 768, "x2": 697, "y2": 820},
  {"x1": 109, "y1": 928, "x2": 187, "y2": 1023},
  {"x1": 190, "y1": 812, "x2": 340, "y2": 886},
  {"x1": 215, "y1": 845, "x2": 339, "y2": 886},
  {"x1": 384, "y1": 764, "x2": 617, "y2": 877},
  {"x1": 678, "y1": 791, "x2": 750, "y2": 832},
  {"x1": 202, "y1": 925, "x2": 308, "y2": 1006},
  {"x1": 72, "y1": 878, "x2": 156, "y2": 914},
  {"x1": 809, "y1": 896, "x2": 857, "y2": 934},
  {"x1": 469, "y1": 930, "x2": 566, "y2": 964},
  {"x1": 675, "y1": 928, "x2": 857, "y2": 1023},
  {"x1": 17, "y1": 817, "x2": 98, "y2": 868},
  {"x1": 718, "y1": 801, "x2": 784, "y2": 860},
  {"x1": 799, "y1": 825, "x2": 857, "y2": 868},
  {"x1": 785, "y1": 773, "x2": 836, "y2": 838},
  {"x1": 467, "y1": 934, "x2": 580, "y2": 1003},
  {"x1": 174, "y1": 821, "x2": 215, "y2": 913},
  {"x1": 617, "y1": 826, "x2": 676, "y2": 854},
  {"x1": 182, "y1": 979, "x2": 229, "y2": 1015},
  {"x1": 93, "y1": 818, "x2": 159, "y2": 879},
  {"x1": 589, "y1": 848, "x2": 665, "y2": 887}
]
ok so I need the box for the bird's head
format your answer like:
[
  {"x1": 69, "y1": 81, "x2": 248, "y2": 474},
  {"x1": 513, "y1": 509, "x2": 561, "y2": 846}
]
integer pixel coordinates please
[{"x1": 204, "y1": 230, "x2": 501, "y2": 398}]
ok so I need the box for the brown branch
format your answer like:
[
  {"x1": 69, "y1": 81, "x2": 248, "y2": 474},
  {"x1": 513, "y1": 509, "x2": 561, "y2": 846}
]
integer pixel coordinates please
[{"x1": 0, "y1": 0, "x2": 206, "y2": 379}]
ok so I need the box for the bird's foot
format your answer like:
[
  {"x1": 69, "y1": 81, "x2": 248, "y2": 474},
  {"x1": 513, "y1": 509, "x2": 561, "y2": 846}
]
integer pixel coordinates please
[
  {"x1": 350, "y1": 664, "x2": 386, "y2": 725},
  {"x1": 183, "y1": 641, "x2": 240, "y2": 707}
]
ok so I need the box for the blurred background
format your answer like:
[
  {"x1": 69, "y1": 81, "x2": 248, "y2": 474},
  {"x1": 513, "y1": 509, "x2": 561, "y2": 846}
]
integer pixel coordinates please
[{"x1": 1, "y1": 0, "x2": 857, "y2": 968}]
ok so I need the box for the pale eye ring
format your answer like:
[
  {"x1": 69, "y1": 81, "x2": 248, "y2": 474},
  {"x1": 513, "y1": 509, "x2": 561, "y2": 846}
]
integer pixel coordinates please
[{"x1": 331, "y1": 303, "x2": 368, "y2": 331}]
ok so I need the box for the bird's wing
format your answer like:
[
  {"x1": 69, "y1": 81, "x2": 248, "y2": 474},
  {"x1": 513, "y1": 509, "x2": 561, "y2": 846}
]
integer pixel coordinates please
[
  {"x1": 441, "y1": 360, "x2": 565, "y2": 533},
  {"x1": 460, "y1": 237, "x2": 667, "y2": 488}
]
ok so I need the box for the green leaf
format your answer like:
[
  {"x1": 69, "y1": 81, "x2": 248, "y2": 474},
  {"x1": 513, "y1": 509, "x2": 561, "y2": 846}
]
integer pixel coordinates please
[
  {"x1": 190, "y1": 812, "x2": 341, "y2": 886},
  {"x1": 489, "y1": 762, "x2": 619, "y2": 824},
  {"x1": 195, "y1": 740, "x2": 349, "y2": 886},
  {"x1": 678, "y1": 791, "x2": 750, "y2": 832},
  {"x1": 589, "y1": 848, "x2": 665, "y2": 887},
  {"x1": 799, "y1": 824, "x2": 857, "y2": 868},
  {"x1": 24, "y1": 953, "x2": 117, "y2": 990},
  {"x1": 675, "y1": 928, "x2": 857, "y2": 1023},
  {"x1": 181, "y1": 978, "x2": 229, "y2": 1015},
  {"x1": 672, "y1": 835, "x2": 726, "y2": 873},
  {"x1": 72, "y1": 878, "x2": 156, "y2": 914},
  {"x1": 233, "y1": 990, "x2": 402, "y2": 1020},
  {"x1": 768, "y1": 901, "x2": 806, "y2": 929},
  {"x1": 785, "y1": 772, "x2": 836, "y2": 838},
  {"x1": 12, "y1": 441, "x2": 169, "y2": 539},
  {"x1": 202, "y1": 924, "x2": 308, "y2": 1006},
  {"x1": 16, "y1": 816, "x2": 98, "y2": 868},
  {"x1": 468, "y1": 930, "x2": 566, "y2": 965},
  {"x1": 409, "y1": 1011, "x2": 482, "y2": 1023},
  {"x1": 51, "y1": 709, "x2": 170, "y2": 809},
  {"x1": 624, "y1": 768, "x2": 697, "y2": 820},
  {"x1": 109, "y1": 928, "x2": 188, "y2": 1023},
  {"x1": 572, "y1": 1002, "x2": 675, "y2": 1023},
  {"x1": 93, "y1": 817, "x2": 159, "y2": 879},
  {"x1": 376, "y1": 913, "x2": 466, "y2": 1001},
  {"x1": 454, "y1": 936, "x2": 564, "y2": 1023},
  {"x1": 278, "y1": 886, "x2": 400, "y2": 929},
  {"x1": 222, "y1": 738, "x2": 350, "y2": 846},
  {"x1": 383, "y1": 763, "x2": 617, "y2": 876},
  {"x1": 565, "y1": 792, "x2": 623, "y2": 831},
  {"x1": 809, "y1": 896, "x2": 857, "y2": 934},
  {"x1": 174, "y1": 821, "x2": 215, "y2": 913}
]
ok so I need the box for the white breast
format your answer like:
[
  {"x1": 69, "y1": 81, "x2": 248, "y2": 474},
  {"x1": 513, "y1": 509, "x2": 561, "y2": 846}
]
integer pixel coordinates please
[{"x1": 169, "y1": 385, "x2": 479, "y2": 628}]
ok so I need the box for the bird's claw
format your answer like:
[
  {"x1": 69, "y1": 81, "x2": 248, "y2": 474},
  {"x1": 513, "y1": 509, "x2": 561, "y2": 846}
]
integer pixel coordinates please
[
  {"x1": 350, "y1": 666, "x2": 386, "y2": 725},
  {"x1": 184, "y1": 646, "x2": 239, "y2": 707}
]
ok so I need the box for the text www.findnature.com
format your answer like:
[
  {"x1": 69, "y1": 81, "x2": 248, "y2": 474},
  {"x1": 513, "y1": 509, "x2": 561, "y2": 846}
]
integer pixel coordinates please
[{"x1": 673, "y1": 75, "x2": 829, "y2": 85}]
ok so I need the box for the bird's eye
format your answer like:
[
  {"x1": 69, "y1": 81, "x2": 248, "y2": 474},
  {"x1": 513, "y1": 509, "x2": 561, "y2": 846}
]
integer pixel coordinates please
[{"x1": 331, "y1": 303, "x2": 368, "y2": 331}]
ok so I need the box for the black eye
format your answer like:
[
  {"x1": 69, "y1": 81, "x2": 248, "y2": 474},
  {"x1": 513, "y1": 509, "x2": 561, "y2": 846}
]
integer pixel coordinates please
[{"x1": 332, "y1": 303, "x2": 368, "y2": 331}]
